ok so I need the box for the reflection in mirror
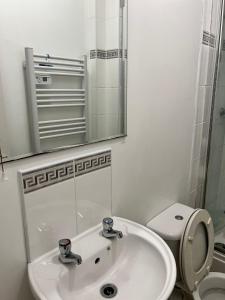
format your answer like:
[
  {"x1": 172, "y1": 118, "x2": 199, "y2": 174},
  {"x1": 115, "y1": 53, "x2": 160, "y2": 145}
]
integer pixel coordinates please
[{"x1": 0, "y1": 0, "x2": 127, "y2": 161}]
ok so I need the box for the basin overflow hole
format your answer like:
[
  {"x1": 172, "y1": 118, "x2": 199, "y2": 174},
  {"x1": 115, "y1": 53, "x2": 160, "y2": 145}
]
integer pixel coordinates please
[
  {"x1": 95, "y1": 257, "x2": 100, "y2": 264},
  {"x1": 175, "y1": 215, "x2": 183, "y2": 221}
]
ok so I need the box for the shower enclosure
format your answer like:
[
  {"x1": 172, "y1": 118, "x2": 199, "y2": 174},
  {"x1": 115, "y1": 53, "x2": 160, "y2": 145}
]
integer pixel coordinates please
[{"x1": 205, "y1": 0, "x2": 225, "y2": 256}]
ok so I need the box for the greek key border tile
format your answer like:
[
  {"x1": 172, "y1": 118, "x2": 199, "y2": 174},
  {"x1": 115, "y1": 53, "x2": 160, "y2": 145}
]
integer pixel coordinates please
[
  {"x1": 202, "y1": 31, "x2": 216, "y2": 48},
  {"x1": 222, "y1": 40, "x2": 225, "y2": 51},
  {"x1": 90, "y1": 49, "x2": 127, "y2": 59},
  {"x1": 75, "y1": 150, "x2": 111, "y2": 176},
  {"x1": 90, "y1": 49, "x2": 97, "y2": 59},
  {"x1": 21, "y1": 151, "x2": 112, "y2": 193},
  {"x1": 124, "y1": 49, "x2": 128, "y2": 59},
  {"x1": 22, "y1": 161, "x2": 74, "y2": 194}
]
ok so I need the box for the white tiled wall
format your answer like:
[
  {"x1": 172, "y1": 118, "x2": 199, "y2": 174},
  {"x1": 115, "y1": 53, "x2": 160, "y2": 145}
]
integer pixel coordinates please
[
  {"x1": 76, "y1": 166, "x2": 111, "y2": 233},
  {"x1": 86, "y1": 0, "x2": 123, "y2": 141},
  {"x1": 21, "y1": 178, "x2": 77, "y2": 261},
  {"x1": 189, "y1": 0, "x2": 222, "y2": 208},
  {"x1": 19, "y1": 151, "x2": 112, "y2": 262}
]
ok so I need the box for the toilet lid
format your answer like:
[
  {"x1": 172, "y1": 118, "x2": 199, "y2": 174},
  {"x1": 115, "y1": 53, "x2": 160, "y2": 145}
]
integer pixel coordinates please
[{"x1": 179, "y1": 209, "x2": 214, "y2": 292}]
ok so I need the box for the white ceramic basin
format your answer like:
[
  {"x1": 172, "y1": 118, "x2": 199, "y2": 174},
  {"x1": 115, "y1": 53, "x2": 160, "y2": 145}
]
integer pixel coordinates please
[{"x1": 28, "y1": 217, "x2": 176, "y2": 300}]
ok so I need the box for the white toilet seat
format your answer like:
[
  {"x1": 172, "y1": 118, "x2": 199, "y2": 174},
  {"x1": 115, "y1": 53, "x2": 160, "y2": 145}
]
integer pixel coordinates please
[
  {"x1": 192, "y1": 272, "x2": 225, "y2": 300},
  {"x1": 179, "y1": 209, "x2": 214, "y2": 292}
]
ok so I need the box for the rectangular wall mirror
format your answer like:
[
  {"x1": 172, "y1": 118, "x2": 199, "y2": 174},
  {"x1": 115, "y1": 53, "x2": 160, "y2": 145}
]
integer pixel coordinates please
[{"x1": 0, "y1": 0, "x2": 127, "y2": 161}]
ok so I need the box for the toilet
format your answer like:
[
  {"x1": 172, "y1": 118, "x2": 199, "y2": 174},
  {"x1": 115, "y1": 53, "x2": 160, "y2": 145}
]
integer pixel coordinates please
[{"x1": 147, "y1": 203, "x2": 225, "y2": 300}]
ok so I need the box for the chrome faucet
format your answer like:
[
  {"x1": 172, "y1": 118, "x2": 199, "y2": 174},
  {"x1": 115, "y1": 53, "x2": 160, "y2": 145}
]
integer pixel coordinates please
[
  {"x1": 58, "y1": 239, "x2": 82, "y2": 265},
  {"x1": 102, "y1": 217, "x2": 123, "y2": 239}
]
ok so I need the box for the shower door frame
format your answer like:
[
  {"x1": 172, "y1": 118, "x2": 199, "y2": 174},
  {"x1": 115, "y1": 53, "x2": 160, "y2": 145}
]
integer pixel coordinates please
[{"x1": 203, "y1": 0, "x2": 225, "y2": 209}]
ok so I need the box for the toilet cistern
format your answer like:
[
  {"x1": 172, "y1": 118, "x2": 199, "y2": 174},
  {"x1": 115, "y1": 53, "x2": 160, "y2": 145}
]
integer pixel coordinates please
[{"x1": 102, "y1": 217, "x2": 123, "y2": 239}]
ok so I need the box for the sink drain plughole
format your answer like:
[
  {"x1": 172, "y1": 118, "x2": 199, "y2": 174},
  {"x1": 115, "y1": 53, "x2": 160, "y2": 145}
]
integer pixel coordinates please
[{"x1": 100, "y1": 284, "x2": 118, "y2": 298}]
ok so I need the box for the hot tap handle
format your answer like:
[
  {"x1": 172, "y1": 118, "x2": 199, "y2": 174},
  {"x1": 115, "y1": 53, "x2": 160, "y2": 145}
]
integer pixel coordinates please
[{"x1": 59, "y1": 239, "x2": 71, "y2": 256}]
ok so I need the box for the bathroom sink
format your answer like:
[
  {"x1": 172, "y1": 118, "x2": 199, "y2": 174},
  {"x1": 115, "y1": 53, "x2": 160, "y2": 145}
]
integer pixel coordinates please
[{"x1": 28, "y1": 217, "x2": 176, "y2": 300}]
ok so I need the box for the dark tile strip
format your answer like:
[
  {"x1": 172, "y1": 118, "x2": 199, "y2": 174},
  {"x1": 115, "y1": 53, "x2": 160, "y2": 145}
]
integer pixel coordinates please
[
  {"x1": 22, "y1": 161, "x2": 74, "y2": 194},
  {"x1": 75, "y1": 150, "x2": 111, "y2": 176},
  {"x1": 222, "y1": 40, "x2": 225, "y2": 51},
  {"x1": 90, "y1": 49, "x2": 127, "y2": 59},
  {"x1": 90, "y1": 50, "x2": 97, "y2": 59},
  {"x1": 203, "y1": 31, "x2": 216, "y2": 48},
  {"x1": 21, "y1": 151, "x2": 111, "y2": 193}
]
